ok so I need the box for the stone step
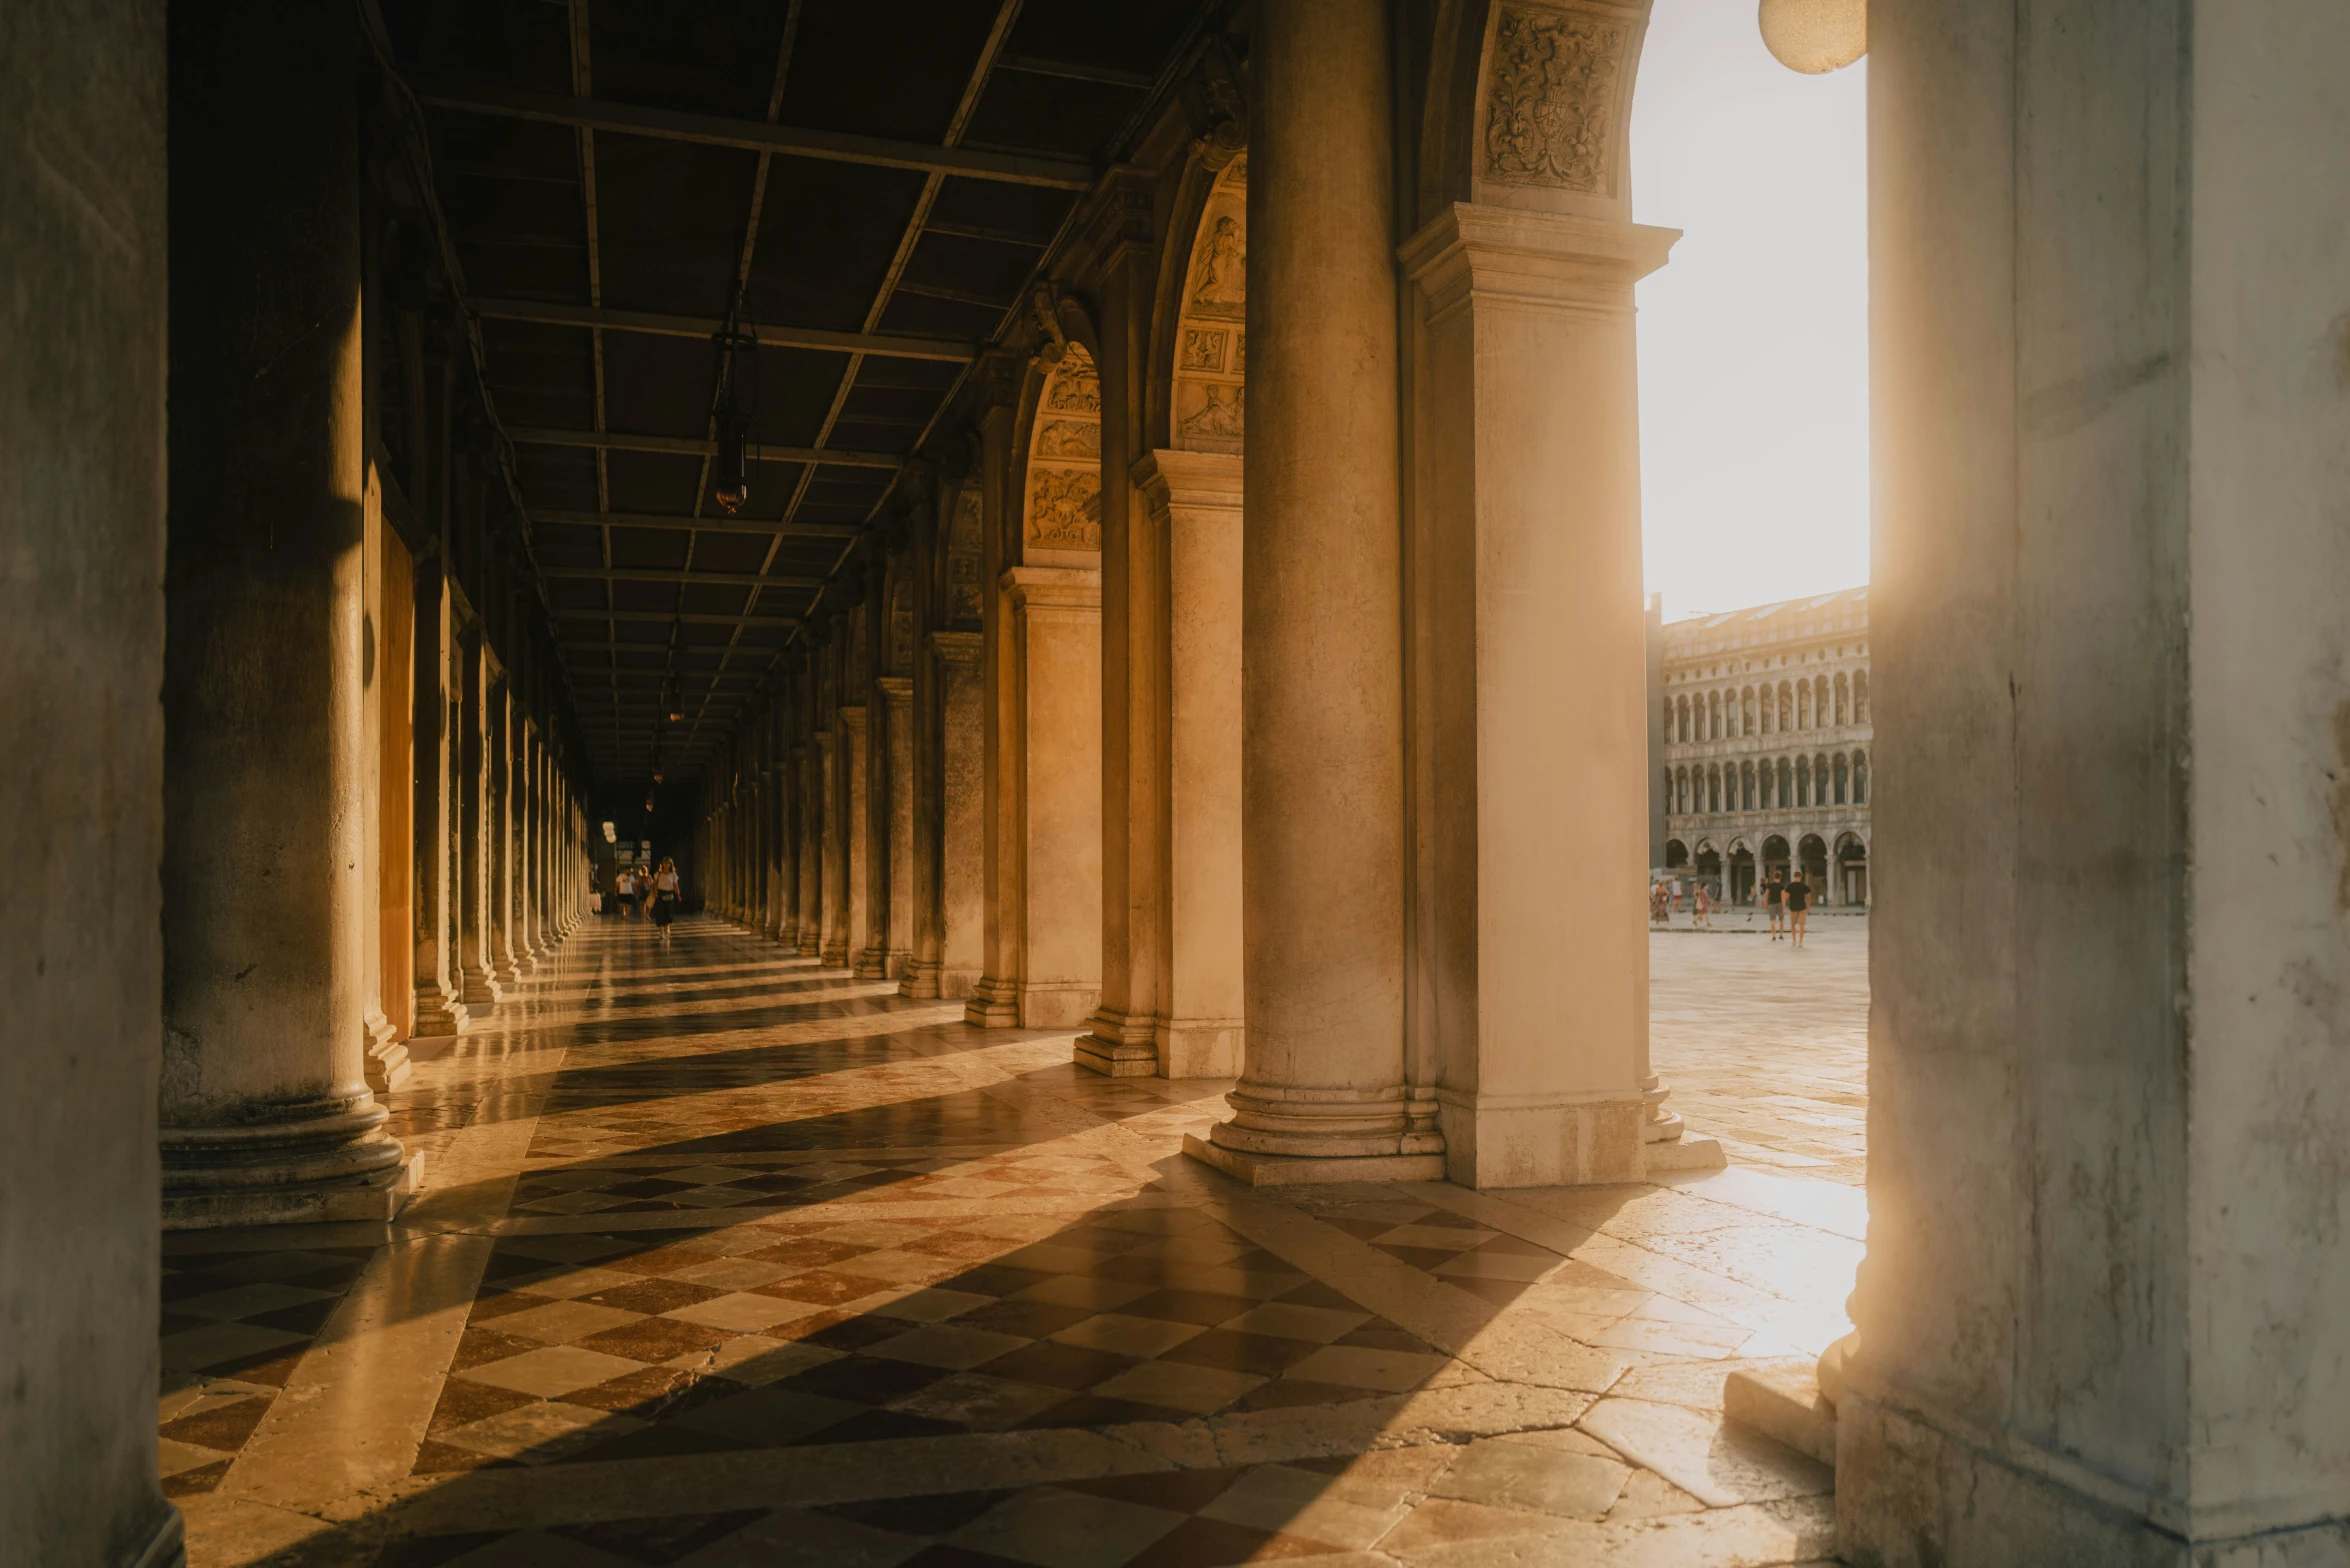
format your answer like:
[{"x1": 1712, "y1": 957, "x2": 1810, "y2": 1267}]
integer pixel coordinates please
[{"x1": 1725, "y1": 1356, "x2": 1839, "y2": 1468}]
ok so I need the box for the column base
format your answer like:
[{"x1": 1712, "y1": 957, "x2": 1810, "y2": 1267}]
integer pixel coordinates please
[
  {"x1": 899, "y1": 959, "x2": 942, "y2": 1000},
  {"x1": 459, "y1": 966, "x2": 503, "y2": 1012},
  {"x1": 411, "y1": 982, "x2": 469, "y2": 1037},
  {"x1": 1017, "y1": 982, "x2": 1099, "y2": 1030},
  {"x1": 937, "y1": 965, "x2": 981, "y2": 1001},
  {"x1": 161, "y1": 1097, "x2": 421, "y2": 1232},
  {"x1": 1076, "y1": 1007, "x2": 1157, "y2": 1076},
  {"x1": 363, "y1": 1030, "x2": 411, "y2": 1094},
  {"x1": 1156, "y1": 1016, "x2": 1243, "y2": 1079},
  {"x1": 965, "y1": 975, "x2": 1020, "y2": 1027},
  {"x1": 1182, "y1": 1134, "x2": 1444, "y2": 1187},
  {"x1": 1435, "y1": 1089, "x2": 1648, "y2": 1188},
  {"x1": 854, "y1": 946, "x2": 891, "y2": 980},
  {"x1": 820, "y1": 941, "x2": 850, "y2": 968},
  {"x1": 163, "y1": 1147, "x2": 423, "y2": 1230}
]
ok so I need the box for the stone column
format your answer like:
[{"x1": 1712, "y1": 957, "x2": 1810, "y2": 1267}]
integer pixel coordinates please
[
  {"x1": 358, "y1": 466, "x2": 408, "y2": 1089},
  {"x1": 410, "y1": 552, "x2": 468, "y2": 1035},
  {"x1": 1080, "y1": 179, "x2": 1166, "y2": 1074},
  {"x1": 880, "y1": 675, "x2": 916, "y2": 978},
  {"x1": 487, "y1": 674, "x2": 523, "y2": 982},
  {"x1": 912, "y1": 630, "x2": 985, "y2": 999},
  {"x1": 819, "y1": 727, "x2": 848, "y2": 965},
  {"x1": 1190, "y1": 0, "x2": 1436, "y2": 1181},
  {"x1": 988, "y1": 568, "x2": 1101, "y2": 1027},
  {"x1": 1148, "y1": 451, "x2": 1244, "y2": 1078},
  {"x1": 844, "y1": 701, "x2": 878, "y2": 975},
  {"x1": 456, "y1": 630, "x2": 502, "y2": 1012},
  {"x1": 789, "y1": 739, "x2": 815, "y2": 952},
  {"x1": 160, "y1": 1, "x2": 418, "y2": 1227}
]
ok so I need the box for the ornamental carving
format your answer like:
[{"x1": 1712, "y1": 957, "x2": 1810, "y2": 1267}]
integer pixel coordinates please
[
  {"x1": 949, "y1": 486, "x2": 983, "y2": 549},
  {"x1": 1043, "y1": 359, "x2": 1100, "y2": 415},
  {"x1": 1180, "y1": 329, "x2": 1227, "y2": 373},
  {"x1": 1482, "y1": 5, "x2": 1627, "y2": 193},
  {"x1": 1027, "y1": 469, "x2": 1102, "y2": 551},
  {"x1": 1177, "y1": 383, "x2": 1244, "y2": 450}
]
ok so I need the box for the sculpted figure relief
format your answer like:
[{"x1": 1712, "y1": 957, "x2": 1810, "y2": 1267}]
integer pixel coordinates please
[
  {"x1": 1035, "y1": 418, "x2": 1101, "y2": 459},
  {"x1": 1180, "y1": 329, "x2": 1227, "y2": 373},
  {"x1": 1178, "y1": 383, "x2": 1244, "y2": 449},
  {"x1": 1187, "y1": 213, "x2": 1246, "y2": 318},
  {"x1": 1482, "y1": 5, "x2": 1627, "y2": 193}
]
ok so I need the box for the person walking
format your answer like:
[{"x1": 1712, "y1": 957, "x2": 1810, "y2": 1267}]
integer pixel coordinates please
[
  {"x1": 1764, "y1": 872, "x2": 1786, "y2": 941},
  {"x1": 650, "y1": 858, "x2": 680, "y2": 948},
  {"x1": 1785, "y1": 872, "x2": 1811, "y2": 947},
  {"x1": 1693, "y1": 880, "x2": 1711, "y2": 929}
]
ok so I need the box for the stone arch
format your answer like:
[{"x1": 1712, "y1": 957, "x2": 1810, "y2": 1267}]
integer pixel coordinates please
[
  {"x1": 1796, "y1": 753, "x2": 1812, "y2": 806},
  {"x1": 1835, "y1": 831, "x2": 1869, "y2": 905},
  {"x1": 1834, "y1": 671, "x2": 1850, "y2": 726},
  {"x1": 1798, "y1": 832, "x2": 1829, "y2": 889},
  {"x1": 1674, "y1": 765, "x2": 1688, "y2": 813},
  {"x1": 1728, "y1": 838, "x2": 1756, "y2": 903},
  {"x1": 1852, "y1": 748, "x2": 1868, "y2": 803},
  {"x1": 1740, "y1": 758, "x2": 1756, "y2": 812},
  {"x1": 1742, "y1": 685, "x2": 1757, "y2": 735},
  {"x1": 1169, "y1": 157, "x2": 1247, "y2": 455},
  {"x1": 1664, "y1": 838, "x2": 1689, "y2": 869},
  {"x1": 1761, "y1": 834, "x2": 1791, "y2": 880},
  {"x1": 1674, "y1": 694, "x2": 1689, "y2": 742},
  {"x1": 1853, "y1": 668, "x2": 1870, "y2": 723},
  {"x1": 1708, "y1": 689, "x2": 1722, "y2": 739},
  {"x1": 1020, "y1": 342, "x2": 1103, "y2": 564},
  {"x1": 1777, "y1": 755, "x2": 1793, "y2": 809},
  {"x1": 1833, "y1": 751, "x2": 1849, "y2": 805},
  {"x1": 1778, "y1": 680, "x2": 1794, "y2": 730},
  {"x1": 1797, "y1": 681, "x2": 1812, "y2": 730},
  {"x1": 1814, "y1": 674, "x2": 1831, "y2": 727}
]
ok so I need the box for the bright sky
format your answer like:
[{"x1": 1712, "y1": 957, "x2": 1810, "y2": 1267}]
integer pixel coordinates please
[{"x1": 1631, "y1": 0, "x2": 1868, "y2": 620}]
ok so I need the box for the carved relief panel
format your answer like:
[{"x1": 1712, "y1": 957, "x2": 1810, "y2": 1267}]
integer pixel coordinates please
[
  {"x1": 1172, "y1": 156, "x2": 1247, "y2": 455},
  {"x1": 944, "y1": 485, "x2": 984, "y2": 627},
  {"x1": 1023, "y1": 343, "x2": 1102, "y2": 555},
  {"x1": 1473, "y1": 1, "x2": 1647, "y2": 214}
]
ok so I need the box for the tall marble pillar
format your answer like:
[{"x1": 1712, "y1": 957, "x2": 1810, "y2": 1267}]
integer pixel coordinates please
[
  {"x1": 1399, "y1": 164, "x2": 1682, "y2": 1181},
  {"x1": 487, "y1": 674, "x2": 523, "y2": 982},
  {"x1": 844, "y1": 701, "x2": 878, "y2": 976},
  {"x1": 358, "y1": 466, "x2": 409, "y2": 1090},
  {"x1": 792, "y1": 740, "x2": 818, "y2": 952},
  {"x1": 933, "y1": 631, "x2": 987, "y2": 999},
  {"x1": 160, "y1": 1, "x2": 418, "y2": 1227},
  {"x1": 1150, "y1": 452, "x2": 1244, "y2": 1077},
  {"x1": 456, "y1": 631, "x2": 502, "y2": 1012},
  {"x1": 880, "y1": 676, "x2": 916, "y2": 978},
  {"x1": 1189, "y1": 0, "x2": 1437, "y2": 1182},
  {"x1": 773, "y1": 702, "x2": 799, "y2": 944},
  {"x1": 410, "y1": 553, "x2": 468, "y2": 1035},
  {"x1": 819, "y1": 726, "x2": 848, "y2": 966}
]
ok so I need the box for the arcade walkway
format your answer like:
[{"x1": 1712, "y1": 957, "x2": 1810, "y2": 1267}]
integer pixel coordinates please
[{"x1": 158, "y1": 918, "x2": 1852, "y2": 1568}]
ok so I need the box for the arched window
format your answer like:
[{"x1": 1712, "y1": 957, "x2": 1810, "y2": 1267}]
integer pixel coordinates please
[
  {"x1": 1796, "y1": 755, "x2": 1811, "y2": 807},
  {"x1": 1852, "y1": 750, "x2": 1868, "y2": 803},
  {"x1": 1708, "y1": 690, "x2": 1722, "y2": 740},
  {"x1": 1854, "y1": 670, "x2": 1870, "y2": 724},
  {"x1": 1778, "y1": 756, "x2": 1793, "y2": 808},
  {"x1": 1760, "y1": 685, "x2": 1774, "y2": 734},
  {"x1": 1663, "y1": 697, "x2": 1674, "y2": 739},
  {"x1": 1833, "y1": 752, "x2": 1849, "y2": 804},
  {"x1": 1662, "y1": 767, "x2": 1674, "y2": 816},
  {"x1": 1815, "y1": 675, "x2": 1831, "y2": 728},
  {"x1": 1816, "y1": 753, "x2": 1831, "y2": 806},
  {"x1": 1707, "y1": 765, "x2": 1721, "y2": 813},
  {"x1": 1779, "y1": 681, "x2": 1794, "y2": 730},
  {"x1": 1834, "y1": 673, "x2": 1850, "y2": 727},
  {"x1": 1759, "y1": 758, "x2": 1774, "y2": 809},
  {"x1": 1676, "y1": 767, "x2": 1688, "y2": 813},
  {"x1": 1676, "y1": 695, "x2": 1689, "y2": 743},
  {"x1": 1741, "y1": 760, "x2": 1757, "y2": 811},
  {"x1": 1797, "y1": 682, "x2": 1811, "y2": 730},
  {"x1": 1742, "y1": 687, "x2": 1757, "y2": 735}
]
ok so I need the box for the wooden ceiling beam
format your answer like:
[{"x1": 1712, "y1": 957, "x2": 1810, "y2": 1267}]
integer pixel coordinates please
[
  {"x1": 471, "y1": 296, "x2": 979, "y2": 363},
  {"x1": 532, "y1": 508, "x2": 860, "y2": 539},
  {"x1": 413, "y1": 81, "x2": 1096, "y2": 190},
  {"x1": 542, "y1": 566, "x2": 825, "y2": 589},
  {"x1": 507, "y1": 424, "x2": 901, "y2": 469}
]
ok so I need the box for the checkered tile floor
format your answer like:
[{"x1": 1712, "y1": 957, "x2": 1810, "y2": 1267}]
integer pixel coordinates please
[
  {"x1": 418, "y1": 1202, "x2": 1449, "y2": 1475},
  {"x1": 157, "y1": 1245, "x2": 379, "y2": 1495},
  {"x1": 379, "y1": 1455, "x2": 1431, "y2": 1566}
]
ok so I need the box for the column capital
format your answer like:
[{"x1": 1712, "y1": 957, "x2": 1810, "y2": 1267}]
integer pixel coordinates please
[
  {"x1": 927, "y1": 628, "x2": 983, "y2": 668},
  {"x1": 1131, "y1": 447, "x2": 1242, "y2": 515},
  {"x1": 1400, "y1": 202, "x2": 1677, "y2": 324}
]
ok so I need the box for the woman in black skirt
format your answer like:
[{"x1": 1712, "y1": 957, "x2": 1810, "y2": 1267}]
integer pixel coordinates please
[{"x1": 650, "y1": 857, "x2": 681, "y2": 947}]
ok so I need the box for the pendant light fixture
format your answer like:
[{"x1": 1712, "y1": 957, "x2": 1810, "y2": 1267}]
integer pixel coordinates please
[{"x1": 712, "y1": 288, "x2": 758, "y2": 515}]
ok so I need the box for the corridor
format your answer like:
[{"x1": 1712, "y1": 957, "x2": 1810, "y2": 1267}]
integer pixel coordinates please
[{"x1": 159, "y1": 919, "x2": 1848, "y2": 1567}]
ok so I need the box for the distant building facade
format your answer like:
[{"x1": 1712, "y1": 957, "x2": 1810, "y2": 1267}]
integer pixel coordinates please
[{"x1": 1655, "y1": 586, "x2": 1871, "y2": 905}]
